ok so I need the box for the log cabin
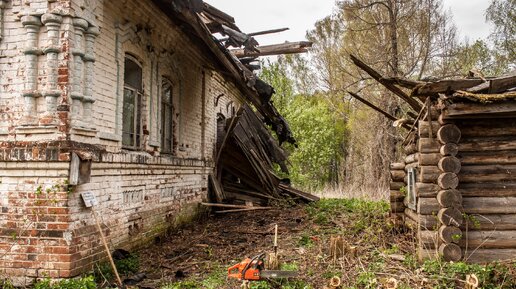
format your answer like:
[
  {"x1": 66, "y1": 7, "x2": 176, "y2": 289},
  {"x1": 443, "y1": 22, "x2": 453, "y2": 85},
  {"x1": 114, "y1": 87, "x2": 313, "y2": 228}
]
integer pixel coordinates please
[{"x1": 348, "y1": 54, "x2": 516, "y2": 263}]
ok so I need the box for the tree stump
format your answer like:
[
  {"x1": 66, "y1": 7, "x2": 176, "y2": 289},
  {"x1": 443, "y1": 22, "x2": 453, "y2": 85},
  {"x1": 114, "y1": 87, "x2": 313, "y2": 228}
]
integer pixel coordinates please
[
  {"x1": 266, "y1": 252, "x2": 280, "y2": 270},
  {"x1": 329, "y1": 236, "x2": 345, "y2": 261}
]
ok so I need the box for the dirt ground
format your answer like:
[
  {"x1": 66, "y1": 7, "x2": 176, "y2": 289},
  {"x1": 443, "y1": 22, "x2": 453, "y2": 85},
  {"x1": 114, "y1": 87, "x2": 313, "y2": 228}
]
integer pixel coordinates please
[
  {"x1": 112, "y1": 200, "x2": 516, "y2": 289},
  {"x1": 135, "y1": 207, "x2": 310, "y2": 288}
]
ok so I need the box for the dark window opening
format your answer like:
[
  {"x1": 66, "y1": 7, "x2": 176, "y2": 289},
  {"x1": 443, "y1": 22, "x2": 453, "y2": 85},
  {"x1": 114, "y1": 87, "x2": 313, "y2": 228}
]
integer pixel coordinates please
[
  {"x1": 122, "y1": 56, "x2": 143, "y2": 149},
  {"x1": 161, "y1": 79, "x2": 174, "y2": 154}
]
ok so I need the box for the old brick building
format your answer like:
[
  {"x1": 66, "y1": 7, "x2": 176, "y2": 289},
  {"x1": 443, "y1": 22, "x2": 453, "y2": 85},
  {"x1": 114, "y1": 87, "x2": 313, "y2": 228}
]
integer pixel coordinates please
[{"x1": 0, "y1": 0, "x2": 298, "y2": 285}]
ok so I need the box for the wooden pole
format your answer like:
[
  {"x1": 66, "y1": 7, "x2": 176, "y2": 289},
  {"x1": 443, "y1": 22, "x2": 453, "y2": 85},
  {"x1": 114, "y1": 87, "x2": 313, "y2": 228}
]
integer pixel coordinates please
[
  {"x1": 349, "y1": 54, "x2": 422, "y2": 111},
  {"x1": 230, "y1": 41, "x2": 312, "y2": 58},
  {"x1": 348, "y1": 91, "x2": 411, "y2": 130},
  {"x1": 92, "y1": 210, "x2": 122, "y2": 287}
]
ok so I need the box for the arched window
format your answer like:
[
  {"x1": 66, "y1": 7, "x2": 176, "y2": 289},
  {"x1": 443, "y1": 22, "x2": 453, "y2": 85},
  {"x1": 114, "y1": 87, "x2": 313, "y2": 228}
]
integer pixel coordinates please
[
  {"x1": 122, "y1": 55, "x2": 143, "y2": 149},
  {"x1": 161, "y1": 78, "x2": 174, "y2": 153}
]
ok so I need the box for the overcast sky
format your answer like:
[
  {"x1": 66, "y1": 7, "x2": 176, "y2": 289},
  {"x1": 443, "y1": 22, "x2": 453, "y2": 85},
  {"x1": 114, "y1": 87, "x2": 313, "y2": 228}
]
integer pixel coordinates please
[{"x1": 206, "y1": 0, "x2": 494, "y2": 46}]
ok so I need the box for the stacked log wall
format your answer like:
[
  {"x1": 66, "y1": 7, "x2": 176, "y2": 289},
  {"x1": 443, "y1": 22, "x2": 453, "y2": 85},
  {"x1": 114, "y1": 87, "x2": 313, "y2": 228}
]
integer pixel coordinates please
[
  {"x1": 389, "y1": 162, "x2": 406, "y2": 218},
  {"x1": 455, "y1": 117, "x2": 516, "y2": 263},
  {"x1": 413, "y1": 115, "x2": 442, "y2": 260}
]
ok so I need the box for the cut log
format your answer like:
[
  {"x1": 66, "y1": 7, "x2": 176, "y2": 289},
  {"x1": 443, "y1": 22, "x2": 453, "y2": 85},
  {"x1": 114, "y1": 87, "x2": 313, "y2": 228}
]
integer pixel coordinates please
[
  {"x1": 464, "y1": 249, "x2": 516, "y2": 263},
  {"x1": 438, "y1": 156, "x2": 461, "y2": 173},
  {"x1": 437, "y1": 124, "x2": 461, "y2": 144},
  {"x1": 461, "y1": 230, "x2": 516, "y2": 249},
  {"x1": 439, "y1": 225, "x2": 462, "y2": 244},
  {"x1": 419, "y1": 153, "x2": 441, "y2": 166},
  {"x1": 416, "y1": 182, "x2": 440, "y2": 197},
  {"x1": 419, "y1": 166, "x2": 440, "y2": 183},
  {"x1": 438, "y1": 113, "x2": 452, "y2": 125},
  {"x1": 418, "y1": 197, "x2": 440, "y2": 215},
  {"x1": 459, "y1": 165, "x2": 516, "y2": 183},
  {"x1": 418, "y1": 138, "x2": 441, "y2": 153},
  {"x1": 418, "y1": 121, "x2": 440, "y2": 138},
  {"x1": 231, "y1": 41, "x2": 312, "y2": 58},
  {"x1": 437, "y1": 189, "x2": 462, "y2": 207},
  {"x1": 440, "y1": 143, "x2": 458, "y2": 157},
  {"x1": 390, "y1": 170, "x2": 406, "y2": 182},
  {"x1": 390, "y1": 182, "x2": 405, "y2": 190},
  {"x1": 459, "y1": 121, "x2": 516, "y2": 138},
  {"x1": 390, "y1": 162, "x2": 406, "y2": 170},
  {"x1": 438, "y1": 173, "x2": 459, "y2": 189},
  {"x1": 438, "y1": 207, "x2": 464, "y2": 226},
  {"x1": 459, "y1": 183, "x2": 516, "y2": 198},
  {"x1": 459, "y1": 139, "x2": 516, "y2": 152},
  {"x1": 460, "y1": 152, "x2": 516, "y2": 166},
  {"x1": 439, "y1": 243, "x2": 462, "y2": 262},
  {"x1": 462, "y1": 214, "x2": 516, "y2": 231},
  {"x1": 404, "y1": 153, "x2": 419, "y2": 164},
  {"x1": 463, "y1": 197, "x2": 516, "y2": 214}
]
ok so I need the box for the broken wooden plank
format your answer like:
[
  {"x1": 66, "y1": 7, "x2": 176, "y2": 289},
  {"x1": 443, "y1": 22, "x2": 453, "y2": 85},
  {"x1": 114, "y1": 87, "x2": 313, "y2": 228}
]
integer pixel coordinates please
[
  {"x1": 214, "y1": 207, "x2": 275, "y2": 213},
  {"x1": 279, "y1": 184, "x2": 320, "y2": 202},
  {"x1": 231, "y1": 41, "x2": 312, "y2": 58}
]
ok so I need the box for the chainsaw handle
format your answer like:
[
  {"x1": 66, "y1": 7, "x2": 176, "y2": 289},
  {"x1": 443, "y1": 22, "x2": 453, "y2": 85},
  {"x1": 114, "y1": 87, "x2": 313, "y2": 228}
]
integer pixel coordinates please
[{"x1": 228, "y1": 263, "x2": 241, "y2": 279}]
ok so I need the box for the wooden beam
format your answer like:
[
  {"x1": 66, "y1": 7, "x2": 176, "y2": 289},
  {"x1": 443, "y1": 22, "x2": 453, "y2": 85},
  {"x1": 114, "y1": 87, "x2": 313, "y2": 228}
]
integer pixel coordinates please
[
  {"x1": 231, "y1": 41, "x2": 312, "y2": 58},
  {"x1": 412, "y1": 79, "x2": 485, "y2": 96},
  {"x1": 203, "y1": 2, "x2": 235, "y2": 24},
  {"x1": 349, "y1": 54, "x2": 422, "y2": 112},
  {"x1": 443, "y1": 102, "x2": 516, "y2": 119},
  {"x1": 219, "y1": 28, "x2": 289, "y2": 41},
  {"x1": 348, "y1": 91, "x2": 411, "y2": 130}
]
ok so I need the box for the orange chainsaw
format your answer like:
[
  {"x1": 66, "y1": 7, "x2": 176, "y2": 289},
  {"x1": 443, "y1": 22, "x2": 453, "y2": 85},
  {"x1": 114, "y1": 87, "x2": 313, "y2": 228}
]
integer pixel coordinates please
[{"x1": 227, "y1": 253, "x2": 298, "y2": 281}]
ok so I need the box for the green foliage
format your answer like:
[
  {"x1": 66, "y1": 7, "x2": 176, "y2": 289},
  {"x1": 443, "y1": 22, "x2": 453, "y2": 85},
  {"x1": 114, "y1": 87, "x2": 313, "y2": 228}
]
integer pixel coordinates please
[
  {"x1": 298, "y1": 233, "x2": 315, "y2": 248},
  {"x1": 356, "y1": 271, "x2": 377, "y2": 288},
  {"x1": 33, "y1": 276, "x2": 96, "y2": 289},
  {"x1": 0, "y1": 279, "x2": 15, "y2": 289},
  {"x1": 259, "y1": 61, "x2": 345, "y2": 190},
  {"x1": 306, "y1": 198, "x2": 389, "y2": 226},
  {"x1": 161, "y1": 266, "x2": 226, "y2": 289},
  {"x1": 93, "y1": 253, "x2": 139, "y2": 282},
  {"x1": 422, "y1": 258, "x2": 516, "y2": 288},
  {"x1": 280, "y1": 262, "x2": 299, "y2": 271},
  {"x1": 486, "y1": 0, "x2": 516, "y2": 68}
]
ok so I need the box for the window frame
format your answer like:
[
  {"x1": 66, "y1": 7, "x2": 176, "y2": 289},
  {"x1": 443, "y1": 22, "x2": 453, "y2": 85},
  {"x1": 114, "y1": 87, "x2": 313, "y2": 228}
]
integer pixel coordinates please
[
  {"x1": 160, "y1": 78, "x2": 174, "y2": 154},
  {"x1": 122, "y1": 55, "x2": 144, "y2": 150}
]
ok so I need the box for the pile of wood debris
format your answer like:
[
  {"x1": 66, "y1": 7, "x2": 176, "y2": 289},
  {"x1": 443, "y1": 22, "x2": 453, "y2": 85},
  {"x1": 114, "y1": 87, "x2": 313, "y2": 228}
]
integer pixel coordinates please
[
  {"x1": 167, "y1": 1, "x2": 320, "y2": 210},
  {"x1": 207, "y1": 105, "x2": 319, "y2": 213}
]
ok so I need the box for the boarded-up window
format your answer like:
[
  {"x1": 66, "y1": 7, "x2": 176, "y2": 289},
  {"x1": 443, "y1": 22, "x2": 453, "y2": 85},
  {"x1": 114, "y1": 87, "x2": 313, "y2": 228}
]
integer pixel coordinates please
[
  {"x1": 407, "y1": 167, "x2": 416, "y2": 210},
  {"x1": 161, "y1": 78, "x2": 174, "y2": 153},
  {"x1": 122, "y1": 56, "x2": 143, "y2": 149}
]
